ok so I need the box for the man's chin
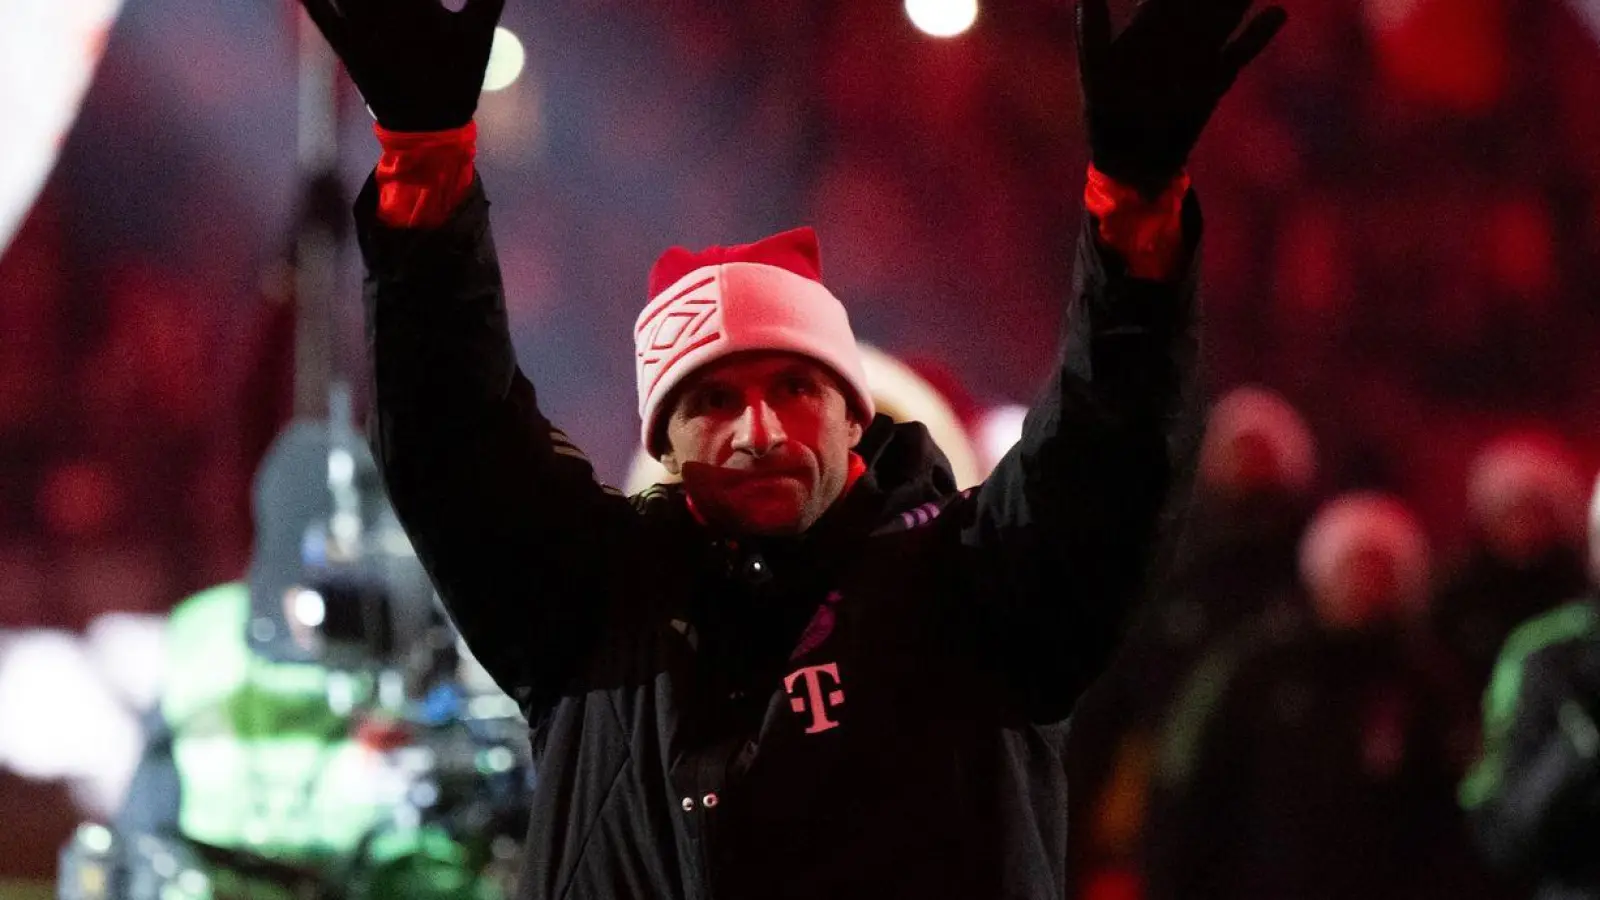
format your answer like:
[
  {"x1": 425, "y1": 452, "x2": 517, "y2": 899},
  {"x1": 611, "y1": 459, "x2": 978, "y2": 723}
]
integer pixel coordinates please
[
  {"x1": 706, "y1": 488, "x2": 810, "y2": 534},
  {"x1": 731, "y1": 505, "x2": 806, "y2": 536},
  {"x1": 680, "y1": 464, "x2": 819, "y2": 534},
  {"x1": 722, "y1": 486, "x2": 808, "y2": 535}
]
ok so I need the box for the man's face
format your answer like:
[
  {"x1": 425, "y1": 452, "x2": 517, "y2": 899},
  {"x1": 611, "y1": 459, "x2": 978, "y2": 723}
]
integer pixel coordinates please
[
  {"x1": 1202, "y1": 430, "x2": 1284, "y2": 497},
  {"x1": 660, "y1": 352, "x2": 864, "y2": 536},
  {"x1": 1315, "y1": 543, "x2": 1420, "y2": 630},
  {"x1": 1333, "y1": 544, "x2": 1402, "y2": 626},
  {"x1": 1483, "y1": 496, "x2": 1565, "y2": 567}
]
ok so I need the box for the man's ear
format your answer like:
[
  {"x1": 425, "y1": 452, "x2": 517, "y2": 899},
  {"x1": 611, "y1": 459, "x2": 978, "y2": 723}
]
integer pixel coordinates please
[
  {"x1": 659, "y1": 448, "x2": 682, "y2": 476},
  {"x1": 848, "y1": 416, "x2": 865, "y2": 449}
]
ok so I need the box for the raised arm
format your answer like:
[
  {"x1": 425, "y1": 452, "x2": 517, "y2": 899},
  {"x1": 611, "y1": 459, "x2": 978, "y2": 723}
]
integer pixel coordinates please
[
  {"x1": 956, "y1": 0, "x2": 1286, "y2": 719},
  {"x1": 300, "y1": 0, "x2": 639, "y2": 721}
]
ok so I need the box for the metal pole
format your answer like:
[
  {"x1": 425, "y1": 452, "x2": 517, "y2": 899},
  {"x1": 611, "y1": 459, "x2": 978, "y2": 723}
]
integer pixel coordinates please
[{"x1": 292, "y1": 5, "x2": 342, "y2": 421}]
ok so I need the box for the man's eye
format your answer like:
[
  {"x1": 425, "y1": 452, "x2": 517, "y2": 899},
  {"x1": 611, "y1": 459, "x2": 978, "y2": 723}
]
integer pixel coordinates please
[
  {"x1": 697, "y1": 388, "x2": 739, "y2": 412},
  {"x1": 782, "y1": 375, "x2": 817, "y2": 397}
]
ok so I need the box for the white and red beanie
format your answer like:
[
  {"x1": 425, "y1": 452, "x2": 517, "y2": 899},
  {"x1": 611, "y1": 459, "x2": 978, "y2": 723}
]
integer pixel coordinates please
[{"x1": 633, "y1": 226, "x2": 875, "y2": 457}]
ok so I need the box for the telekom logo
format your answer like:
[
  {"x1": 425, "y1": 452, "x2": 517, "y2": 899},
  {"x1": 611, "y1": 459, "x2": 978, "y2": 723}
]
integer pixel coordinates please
[{"x1": 783, "y1": 662, "x2": 845, "y2": 734}]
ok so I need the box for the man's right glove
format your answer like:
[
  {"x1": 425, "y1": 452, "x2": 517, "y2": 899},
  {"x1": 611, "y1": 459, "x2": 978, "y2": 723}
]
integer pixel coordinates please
[
  {"x1": 1076, "y1": 0, "x2": 1287, "y2": 198},
  {"x1": 299, "y1": 0, "x2": 506, "y2": 133}
]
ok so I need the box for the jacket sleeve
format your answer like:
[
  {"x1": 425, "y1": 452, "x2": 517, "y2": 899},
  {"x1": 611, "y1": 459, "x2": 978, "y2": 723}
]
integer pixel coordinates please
[
  {"x1": 954, "y1": 193, "x2": 1202, "y2": 720},
  {"x1": 355, "y1": 174, "x2": 641, "y2": 722},
  {"x1": 1460, "y1": 605, "x2": 1600, "y2": 879}
]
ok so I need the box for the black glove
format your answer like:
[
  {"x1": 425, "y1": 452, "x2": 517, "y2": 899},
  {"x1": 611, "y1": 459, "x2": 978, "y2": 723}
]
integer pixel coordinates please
[
  {"x1": 1076, "y1": 0, "x2": 1287, "y2": 197},
  {"x1": 299, "y1": 0, "x2": 506, "y2": 132}
]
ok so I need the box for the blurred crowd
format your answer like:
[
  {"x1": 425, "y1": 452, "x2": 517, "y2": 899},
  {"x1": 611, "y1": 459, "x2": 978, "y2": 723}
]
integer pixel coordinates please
[
  {"x1": 1066, "y1": 383, "x2": 1596, "y2": 900},
  {"x1": 1, "y1": 0, "x2": 1598, "y2": 886}
]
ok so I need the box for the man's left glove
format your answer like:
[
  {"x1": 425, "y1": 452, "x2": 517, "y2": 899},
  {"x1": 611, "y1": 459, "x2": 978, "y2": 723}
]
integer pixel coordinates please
[
  {"x1": 299, "y1": 0, "x2": 506, "y2": 132},
  {"x1": 1077, "y1": 0, "x2": 1287, "y2": 198}
]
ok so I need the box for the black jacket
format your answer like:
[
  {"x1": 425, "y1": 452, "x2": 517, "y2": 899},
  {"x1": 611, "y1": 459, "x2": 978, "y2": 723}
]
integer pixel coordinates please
[
  {"x1": 355, "y1": 175, "x2": 1198, "y2": 900},
  {"x1": 1431, "y1": 546, "x2": 1590, "y2": 691},
  {"x1": 1063, "y1": 487, "x2": 1311, "y2": 892},
  {"x1": 1145, "y1": 612, "x2": 1499, "y2": 900}
]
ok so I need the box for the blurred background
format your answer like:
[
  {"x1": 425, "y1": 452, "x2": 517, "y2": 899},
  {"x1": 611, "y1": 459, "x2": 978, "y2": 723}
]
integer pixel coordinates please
[{"x1": 2, "y1": 0, "x2": 1600, "y2": 894}]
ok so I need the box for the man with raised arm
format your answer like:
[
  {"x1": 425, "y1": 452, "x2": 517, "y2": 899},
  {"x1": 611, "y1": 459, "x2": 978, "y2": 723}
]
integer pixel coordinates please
[{"x1": 297, "y1": 0, "x2": 1285, "y2": 895}]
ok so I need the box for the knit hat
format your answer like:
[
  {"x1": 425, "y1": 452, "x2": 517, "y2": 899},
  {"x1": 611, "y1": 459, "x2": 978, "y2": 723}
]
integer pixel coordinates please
[
  {"x1": 634, "y1": 226, "x2": 874, "y2": 456},
  {"x1": 1298, "y1": 492, "x2": 1432, "y2": 624},
  {"x1": 1466, "y1": 432, "x2": 1588, "y2": 545},
  {"x1": 1198, "y1": 385, "x2": 1318, "y2": 497}
]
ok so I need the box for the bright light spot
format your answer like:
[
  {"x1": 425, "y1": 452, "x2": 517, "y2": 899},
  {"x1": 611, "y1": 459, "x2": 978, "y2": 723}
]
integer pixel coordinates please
[
  {"x1": 0, "y1": 630, "x2": 142, "y2": 815},
  {"x1": 483, "y1": 746, "x2": 515, "y2": 772},
  {"x1": 328, "y1": 449, "x2": 355, "y2": 487},
  {"x1": 380, "y1": 670, "x2": 406, "y2": 710},
  {"x1": 151, "y1": 853, "x2": 177, "y2": 880},
  {"x1": 468, "y1": 693, "x2": 521, "y2": 720},
  {"x1": 79, "y1": 823, "x2": 114, "y2": 854},
  {"x1": 483, "y1": 27, "x2": 526, "y2": 92},
  {"x1": 394, "y1": 804, "x2": 422, "y2": 831},
  {"x1": 85, "y1": 612, "x2": 166, "y2": 711},
  {"x1": 331, "y1": 511, "x2": 362, "y2": 549},
  {"x1": 410, "y1": 780, "x2": 440, "y2": 808},
  {"x1": 905, "y1": 0, "x2": 978, "y2": 38},
  {"x1": 398, "y1": 746, "x2": 438, "y2": 774},
  {"x1": 0, "y1": 0, "x2": 124, "y2": 255},
  {"x1": 977, "y1": 404, "x2": 1028, "y2": 471},
  {"x1": 328, "y1": 672, "x2": 356, "y2": 716},
  {"x1": 292, "y1": 589, "x2": 326, "y2": 627},
  {"x1": 177, "y1": 870, "x2": 209, "y2": 896}
]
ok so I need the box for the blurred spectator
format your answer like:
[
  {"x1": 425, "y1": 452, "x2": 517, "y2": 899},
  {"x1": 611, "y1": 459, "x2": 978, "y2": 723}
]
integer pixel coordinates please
[
  {"x1": 1363, "y1": 0, "x2": 1509, "y2": 117},
  {"x1": 1142, "y1": 493, "x2": 1499, "y2": 900},
  {"x1": 1433, "y1": 433, "x2": 1591, "y2": 691},
  {"x1": 1459, "y1": 473, "x2": 1600, "y2": 900},
  {"x1": 1067, "y1": 385, "x2": 1318, "y2": 897},
  {"x1": 1299, "y1": 493, "x2": 1431, "y2": 629},
  {"x1": 1461, "y1": 598, "x2": 1600, "y2": 900},
  {"x1": 1163, "y1": 384, "x2": 1322, "y2": 658}
]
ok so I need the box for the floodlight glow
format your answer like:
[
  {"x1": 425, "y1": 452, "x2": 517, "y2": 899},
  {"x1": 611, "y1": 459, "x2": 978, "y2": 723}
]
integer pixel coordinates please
[
  {"x1": 80, "y1": 824, "x2": 114, "y2": 854},
  {"x1": 178, "y1": 871, "x2": 209, "y2": 896},
  {"x1": 905, "y1": 0, "x2": 978, "y2": 38},
  {"x1": 484, "y1": 746, "x2": 515, "y2": 772},
  {"x1": 293, "y1": 589, "x2": 327, "y2": 628},
  {"x1": 977, "y1": 404, "x2": 1028, "y2": 471},
  {"x1": 331, "y1": 510, "x2": 362, "y2": 548},
  {"x1": 0, "y1": 0, "x2": 124, "y2": 255},
  {"x1": 328, "y1": 449, "x2": 355, "y2": 486},
  {"x1": 483, "y1": 27, "x2": 526, "y2": 92},
  {"x1": 0, "y1": 630, "x2": 143, "y2": 815},
  {"x1": 85, "y1": 612, "x2": 166, "y2": 711}
]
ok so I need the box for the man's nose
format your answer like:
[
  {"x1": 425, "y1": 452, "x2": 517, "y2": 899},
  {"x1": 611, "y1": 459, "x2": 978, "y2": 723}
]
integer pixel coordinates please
[{"x1": 732, "y1": 400, "x2": 785, "y2": 457}]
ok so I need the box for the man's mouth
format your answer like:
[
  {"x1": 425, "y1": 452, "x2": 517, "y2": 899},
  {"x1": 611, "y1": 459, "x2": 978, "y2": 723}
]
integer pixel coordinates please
[
  {"x1": 682, "y1": 462, "x2": 807, "y2": 488},
  {"x1": 723, "y1": 468, "x2": 807, "y2": 487}
]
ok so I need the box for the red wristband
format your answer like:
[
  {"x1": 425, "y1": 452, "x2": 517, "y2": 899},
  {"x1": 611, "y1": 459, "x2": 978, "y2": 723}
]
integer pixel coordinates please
[
  {"x1": 1084, "y1": 164, "x2": 1190, "y2": 281},
  {"x1": 374, "y1": 121, "x2": 478, "y2": 229}
]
